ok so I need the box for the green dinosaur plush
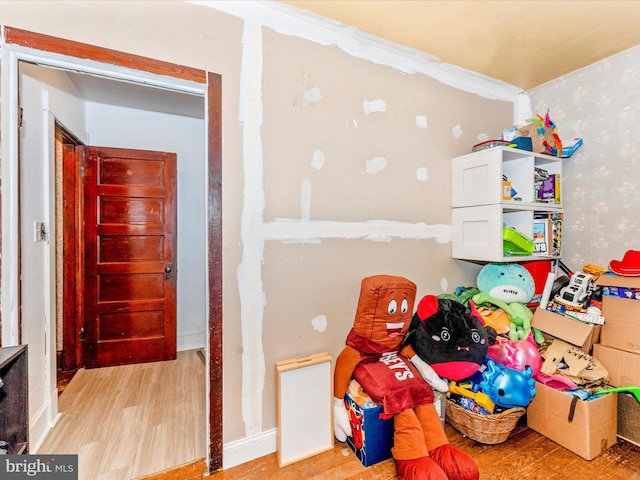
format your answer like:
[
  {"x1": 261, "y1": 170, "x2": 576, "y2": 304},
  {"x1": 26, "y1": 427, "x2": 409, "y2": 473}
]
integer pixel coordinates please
[{"x1": 471, "y1": 292, "x2": 537, "y2": 341}]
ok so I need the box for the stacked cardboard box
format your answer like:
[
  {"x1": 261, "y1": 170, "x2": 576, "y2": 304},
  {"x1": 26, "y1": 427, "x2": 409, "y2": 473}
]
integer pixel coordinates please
[
  {"x1": 527, "y1": 308, "x2": 616, "y2": 460},
  {"x1": 592, "y1": 274, "x2": 640, "y2": 446}
]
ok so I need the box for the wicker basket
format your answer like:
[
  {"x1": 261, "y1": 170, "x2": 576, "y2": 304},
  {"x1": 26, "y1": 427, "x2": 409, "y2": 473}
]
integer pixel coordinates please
[{"x1": 445, "y1": 400, "x2": 525, "y2": 444}]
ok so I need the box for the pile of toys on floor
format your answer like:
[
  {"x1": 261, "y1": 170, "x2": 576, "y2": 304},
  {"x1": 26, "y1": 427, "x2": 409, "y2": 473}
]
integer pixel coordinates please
[
  {"x1": 332, "y1": 251, "x2": 640, "y2": 479},
  {"x1": 432, "y1": 252, "x2": 640, "y2": 419}
]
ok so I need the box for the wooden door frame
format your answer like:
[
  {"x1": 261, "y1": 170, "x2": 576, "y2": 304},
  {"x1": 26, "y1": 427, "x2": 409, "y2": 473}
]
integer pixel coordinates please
[
  {"x1": 59, "y1": 127, "x2": 84, "y2": 374},
  {"x1": 1, "y1": 27, "x2": 223, "y2": 472}
]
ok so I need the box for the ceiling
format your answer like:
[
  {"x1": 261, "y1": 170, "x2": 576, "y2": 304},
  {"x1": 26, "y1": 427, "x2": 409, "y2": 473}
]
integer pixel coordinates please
[
  {"x1": 65, "y1": 71, "x2": 205, "y2": 119},
  {"x1": 47, "y1": 1, "x2": 640, "y2": 114},
  {"x1": 279, "y1": 1, "x2": 640, "y2": 90}
]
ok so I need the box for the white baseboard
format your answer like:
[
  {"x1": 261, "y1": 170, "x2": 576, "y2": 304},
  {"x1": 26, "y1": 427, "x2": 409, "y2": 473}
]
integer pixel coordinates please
[
  {"x1": 222, "y1": 428, "x2": 277, "y2": 470},
  {"x1": 177, "y1": 331, "x2": 205, "y2": 351},
  {"x1": 29, "y1": 389, "x2": 60, "y2": 453}
]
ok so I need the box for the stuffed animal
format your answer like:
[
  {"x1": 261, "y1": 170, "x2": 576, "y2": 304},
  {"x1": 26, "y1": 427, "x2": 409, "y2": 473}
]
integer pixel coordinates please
[
  {"x1": 334, "y1": 275, "x2": 479, "y2": 480},
  {"x1": 476, "y1": 262, "x2": 534, "y2": 304},
  {"x1": 477, "y1": 359, "x2": 536, "y2": 409},
  {"x1": 473, "y1": 263, "x2": 539, "y2": 341},
  {"x1": 487, "y1": 336, "x2": 542, "y2": 377},
  {"x1": 403, "y1": 295, "x2": 497, "y2": 382}
]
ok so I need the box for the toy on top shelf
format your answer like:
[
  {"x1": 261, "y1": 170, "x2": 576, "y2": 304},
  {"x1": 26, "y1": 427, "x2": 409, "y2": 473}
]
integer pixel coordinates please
[{"x1": 522, "y1": 111, "x2": 563, "y2": 157}]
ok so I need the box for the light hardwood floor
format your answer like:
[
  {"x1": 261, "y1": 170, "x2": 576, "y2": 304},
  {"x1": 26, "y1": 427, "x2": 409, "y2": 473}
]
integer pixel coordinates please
[
  {"x1": 37, "y1": 350, "x2": 640, "y2": 480},
  {"x1": 145, "y1": 420, "x2": 640, "y2": 480},
  {"x1": 37, "y1": 349, "x2": 206, "y2": 480}
]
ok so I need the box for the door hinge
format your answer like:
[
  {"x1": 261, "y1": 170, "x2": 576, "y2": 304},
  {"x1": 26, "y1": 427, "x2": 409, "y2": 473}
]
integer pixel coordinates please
[{"x1": 18, "y1": 106, "x2": 23, "y2": 127}]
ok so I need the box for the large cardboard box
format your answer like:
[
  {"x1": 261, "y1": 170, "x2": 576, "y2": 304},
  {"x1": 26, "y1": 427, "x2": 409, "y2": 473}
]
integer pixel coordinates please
[
  {"x1": 527, "y1": 381, "x2": 617, "y2": 460},
  {"x1": 595, "y1": 274, "x2": 640, "y2": 354},
  {"x1": 592, "y1": 343, "x2": 640, "y2": 387},
  {"x1": 591, "y1": 345, "x2": 640, "y2": 447},
  {"x1": 531, "y1": 308, "x2": 600, "y2": 353}
]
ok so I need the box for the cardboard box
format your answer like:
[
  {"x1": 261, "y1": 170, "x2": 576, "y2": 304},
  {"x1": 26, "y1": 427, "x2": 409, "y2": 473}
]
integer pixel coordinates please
[
  {"x1": 517, "y1": 123, "x2": 557, "y2": 154},
  {"x1": 590, "y1": 344, "x2": 640, "y2": 446},
  {"x1": 617, "y1": 392, "x2": 640, "y2": 447},
  {"x1": 527, "y1": 381, "x2": 617, "y2": 460},
  {"x1": 595, "y1": 274, "x2": 640, "y2": 354},
  {"x1": 531, "y1": 308, "x2": 600, "y2": 353},
  {"x1": 592, "y1": 343, "x2": 640, "y2": 387},
  {"x1": 344, "y1": 387, "x2": 393, "y2": 466}
]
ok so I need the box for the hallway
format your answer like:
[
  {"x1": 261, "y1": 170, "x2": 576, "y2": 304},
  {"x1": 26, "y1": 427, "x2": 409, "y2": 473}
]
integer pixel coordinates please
[{"x1": 38, "y1": 349, "x2": 206, "y2": 479}]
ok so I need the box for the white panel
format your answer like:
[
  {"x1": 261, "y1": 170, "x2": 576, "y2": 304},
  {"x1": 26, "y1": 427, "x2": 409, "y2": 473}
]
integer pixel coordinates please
[{"x1": 276, "y1": 353, "x2": 333, "y2": 467}]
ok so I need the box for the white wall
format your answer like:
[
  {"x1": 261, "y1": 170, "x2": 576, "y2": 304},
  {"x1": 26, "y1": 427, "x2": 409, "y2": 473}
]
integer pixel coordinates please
[{"x1": 84, "y1": 101, "x2": 208, "y2": 351}]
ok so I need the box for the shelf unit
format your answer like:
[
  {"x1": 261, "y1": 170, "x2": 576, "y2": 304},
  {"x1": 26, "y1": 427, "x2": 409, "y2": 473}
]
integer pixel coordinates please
[
  {"x1": 0, "y1": 345, "x2": 28, "y2": 455},
  {"x1": 451, "y1": 147, "x2": 563, "y2": 262}
]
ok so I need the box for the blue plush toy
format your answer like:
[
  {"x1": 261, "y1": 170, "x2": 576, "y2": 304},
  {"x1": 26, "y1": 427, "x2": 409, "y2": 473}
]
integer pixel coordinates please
[
  {"x1": 476, "y1": 263, "x2": 534, "y2": 304},
  {"x1": 478, "y1": 358, "x2": 536, "y2": 409}
]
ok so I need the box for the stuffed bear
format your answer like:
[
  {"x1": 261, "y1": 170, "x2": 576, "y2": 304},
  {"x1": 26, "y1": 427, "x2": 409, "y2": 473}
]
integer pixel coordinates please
[{"x1": 334, "y1": 275, "x2": 479, "y2": 480}]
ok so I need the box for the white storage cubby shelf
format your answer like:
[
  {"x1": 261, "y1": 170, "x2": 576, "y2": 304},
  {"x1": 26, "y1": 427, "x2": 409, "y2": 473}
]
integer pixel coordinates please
[{"x1": 451, "y1": 147, "x2": 563, "y2": 263}]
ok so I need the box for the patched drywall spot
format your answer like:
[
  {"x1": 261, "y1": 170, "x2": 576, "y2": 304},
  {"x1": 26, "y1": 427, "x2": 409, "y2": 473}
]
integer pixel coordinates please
[
  {"x1": 311, "y1": 315, "x2": 327, "y2": 332},
  {"x1": 362, "y1": 99, "x2": 387, "y2": 115},
  {"x1": 305, "y1": 86, "x2": 321, "y2": 103},
  {"x1": 352, "y1": 118, "x2": 358, "y2": 127},
  {"x1": 301, "y1": 179, "x2": 311, "y2": 221},
  {"x1": 416, "y1": 115, "x2": 428, "y2": 129},
  {"x1": 452, "y1": 124, "x2": 463, "y2": 139},
  {"x1": 366, "y1": 157, "x2": 388, "y2": 175},
  {"x1": 440, "y1": 277, "x2": 449, "y2": 292},
  {"x1": 477, "y1": 133, "x2": 489, "y2": 142},
  {"x1": 416, "y1": 167, "x2": 428, "y2": 182},
  {"x1": 311, "y1": 149, "x2": 326, "y2": 170}
]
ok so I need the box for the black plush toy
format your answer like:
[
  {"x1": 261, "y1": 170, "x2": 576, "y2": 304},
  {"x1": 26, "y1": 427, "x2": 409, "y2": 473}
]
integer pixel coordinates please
[{"x1": 403, "y1": 295, "x2": 497, "y2": 381}]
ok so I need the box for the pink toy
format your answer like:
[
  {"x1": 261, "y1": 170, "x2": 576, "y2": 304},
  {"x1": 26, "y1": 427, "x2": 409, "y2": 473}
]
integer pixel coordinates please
[{"x1": 487, "y1": 336, "x2": 542, "y2": 377}]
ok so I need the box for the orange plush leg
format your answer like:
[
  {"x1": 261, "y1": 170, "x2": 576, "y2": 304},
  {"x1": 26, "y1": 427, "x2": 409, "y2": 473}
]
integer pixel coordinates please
[
  {"x1": 415, "y1": 404, "x2": 479, "y2": 480},
  {"x1": 392, "y1": 409, "x2": 447, "y2": 480}
]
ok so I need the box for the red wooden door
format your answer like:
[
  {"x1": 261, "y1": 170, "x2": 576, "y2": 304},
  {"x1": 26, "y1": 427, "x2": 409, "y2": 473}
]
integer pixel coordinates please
[{"x1": 82, "y1": 146, "x2": 177, "y2": 368}]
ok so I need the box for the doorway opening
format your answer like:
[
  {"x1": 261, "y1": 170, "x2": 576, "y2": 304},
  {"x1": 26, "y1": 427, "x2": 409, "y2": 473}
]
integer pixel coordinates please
[{"x1": 3, "y1": 27, "x2": 223, "y2": 473}]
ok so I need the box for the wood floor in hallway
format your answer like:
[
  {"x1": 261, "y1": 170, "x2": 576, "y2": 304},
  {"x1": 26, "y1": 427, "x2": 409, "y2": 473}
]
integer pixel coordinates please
[{"x1": 37, "y1": 349, "x2": 206, "y2": 480}]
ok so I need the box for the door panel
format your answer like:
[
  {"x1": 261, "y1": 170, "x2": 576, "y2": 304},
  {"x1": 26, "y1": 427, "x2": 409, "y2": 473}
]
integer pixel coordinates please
[{"x1": 83, "y1": 146, "x2": 177, "y2": 368}]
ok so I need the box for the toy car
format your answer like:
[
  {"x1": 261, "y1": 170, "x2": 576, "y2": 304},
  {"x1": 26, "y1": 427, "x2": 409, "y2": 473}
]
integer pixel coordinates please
[{"x1": 554, "y1": 271, "x2": 594, "y2": 310}]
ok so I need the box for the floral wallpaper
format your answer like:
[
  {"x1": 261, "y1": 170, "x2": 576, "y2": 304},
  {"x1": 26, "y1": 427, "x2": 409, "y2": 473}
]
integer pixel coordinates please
[{"x1": 526, "y1": 45, "x2": 640, "y2": 272}]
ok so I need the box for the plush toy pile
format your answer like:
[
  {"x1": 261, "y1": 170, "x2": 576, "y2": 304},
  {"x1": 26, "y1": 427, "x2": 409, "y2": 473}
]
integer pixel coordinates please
[
  {"x1": 334, "y1": 275, "x2": 480, "y2": 480},
  {"x1": 405, "y1": 263, "x2": 541, "y2": 417},
  {"x1": 334, "y1": 270, "x2": 547, "y2": 479}
]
